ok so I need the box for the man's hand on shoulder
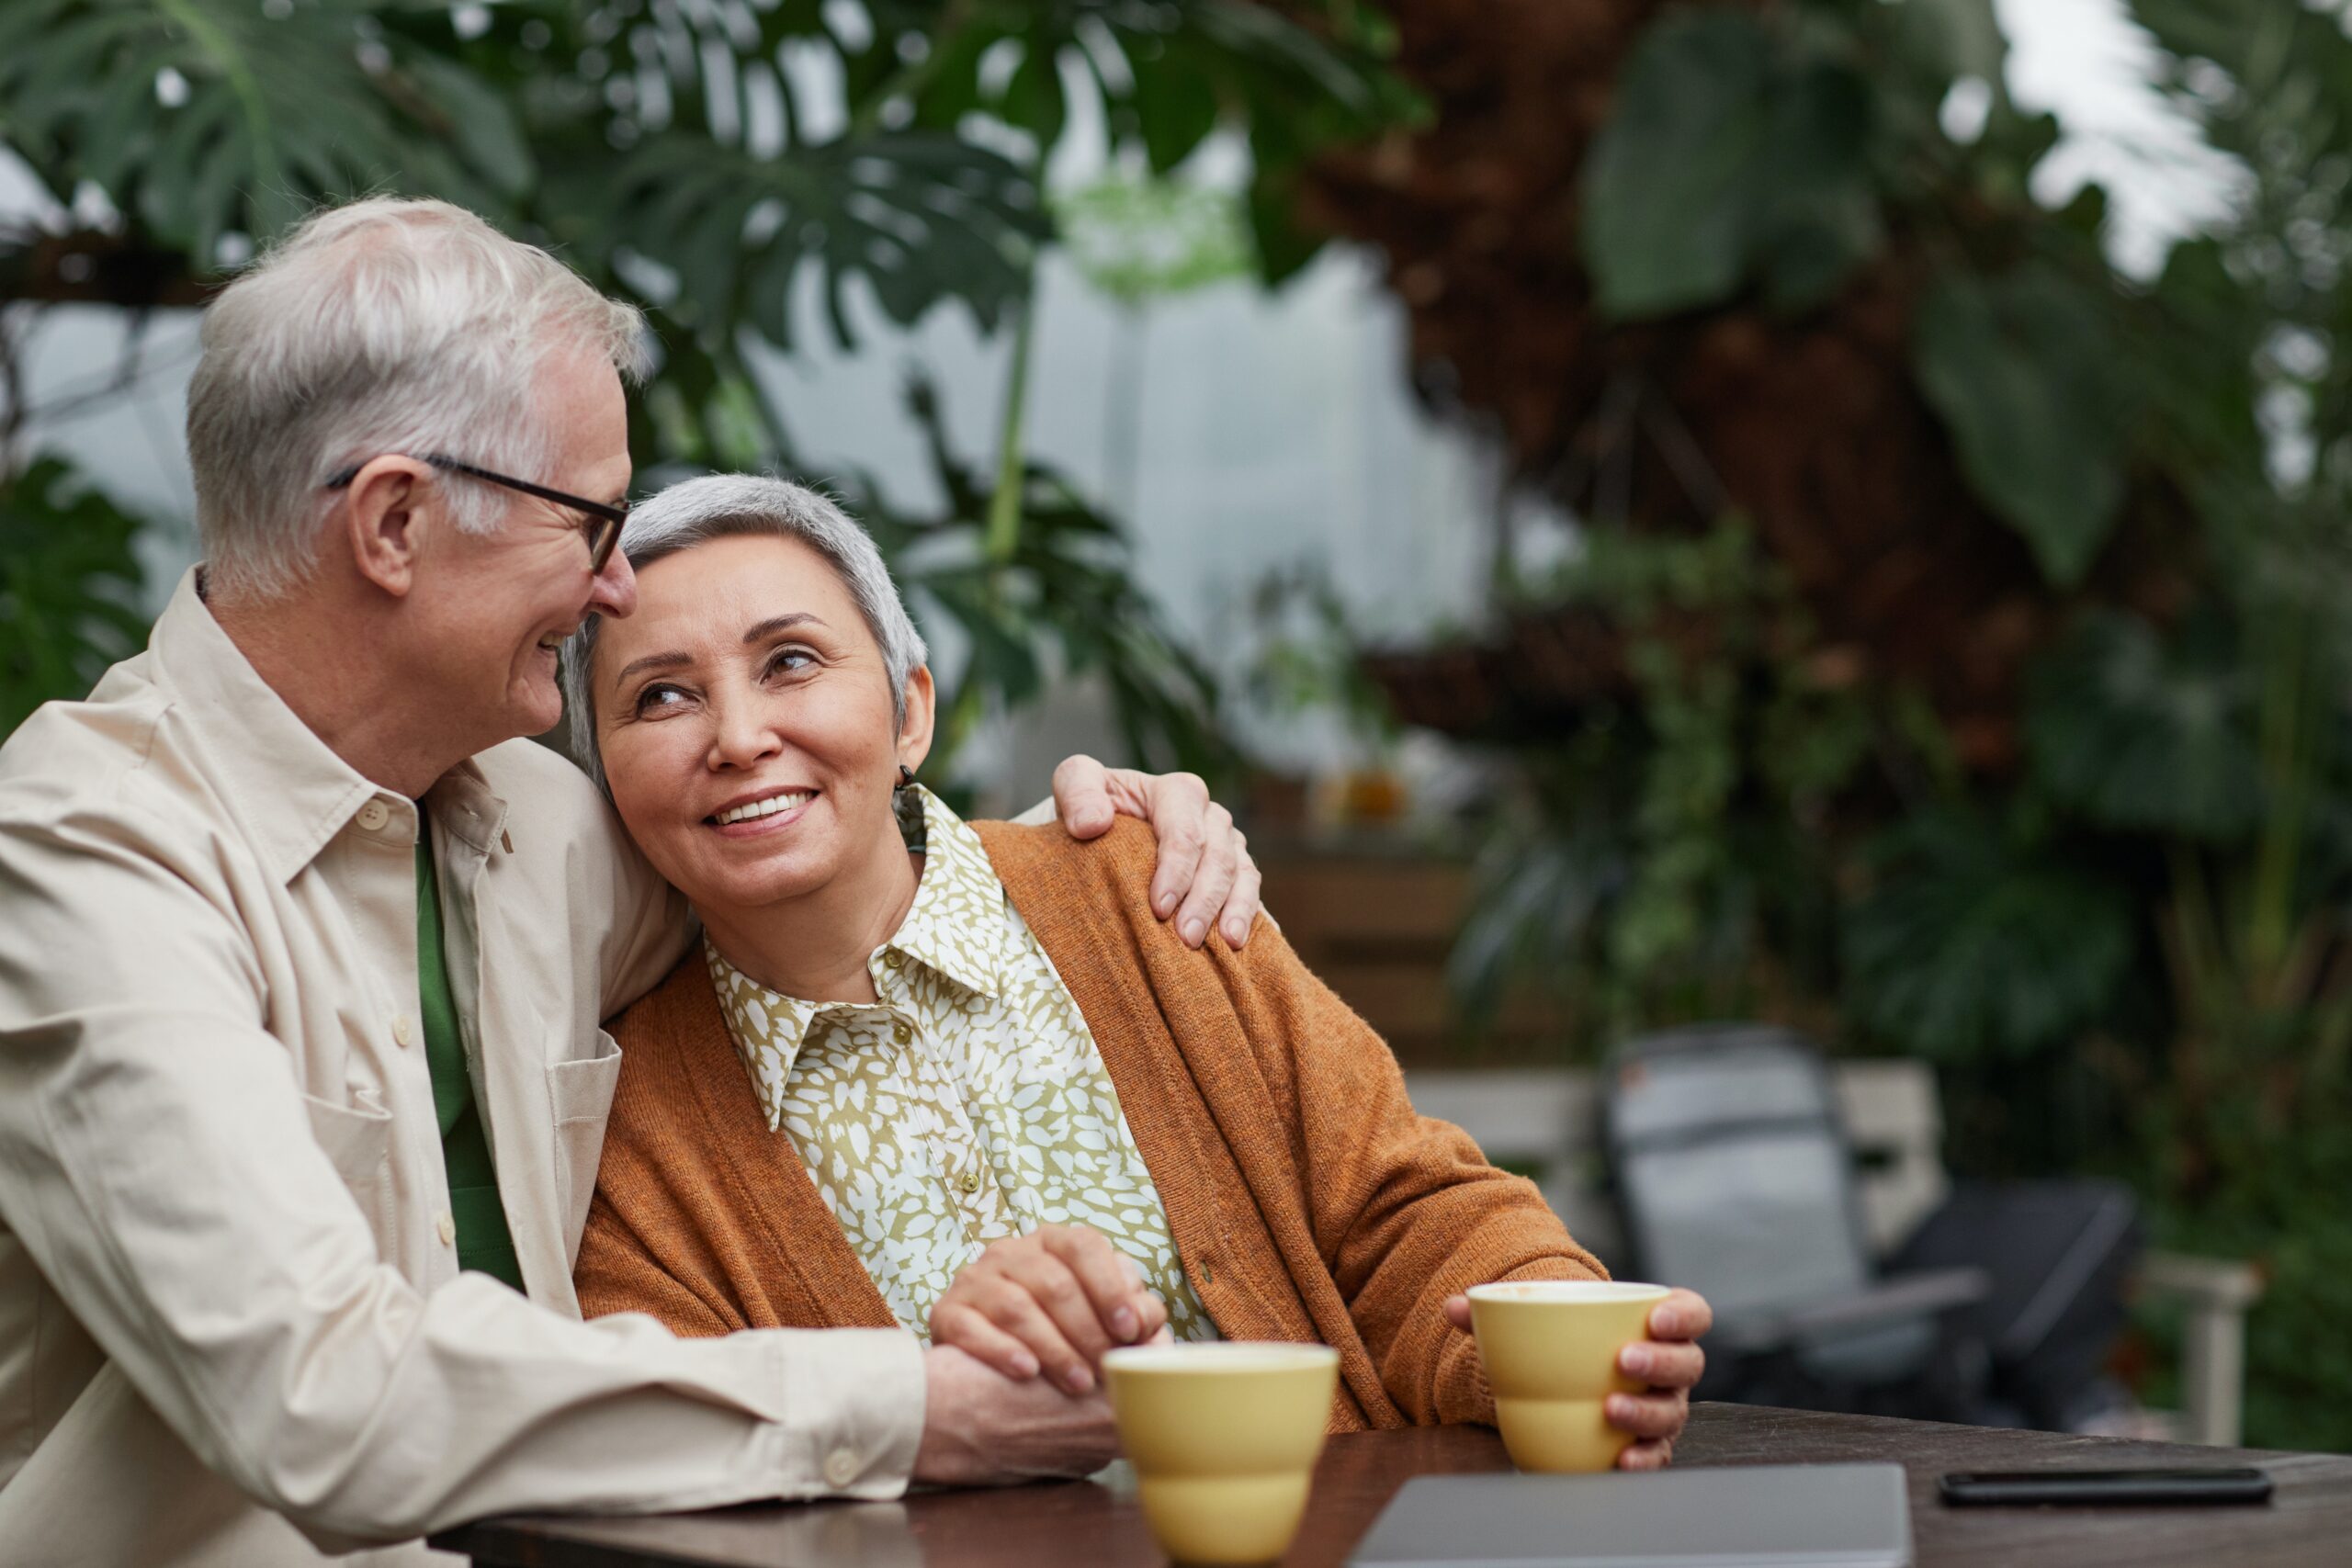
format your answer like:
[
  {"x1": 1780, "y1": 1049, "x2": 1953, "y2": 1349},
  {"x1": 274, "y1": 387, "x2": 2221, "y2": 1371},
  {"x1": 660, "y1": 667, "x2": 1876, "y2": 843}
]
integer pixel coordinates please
[{"x1": 1047, "y1": 756, "x2": 1261, "y2": 952}]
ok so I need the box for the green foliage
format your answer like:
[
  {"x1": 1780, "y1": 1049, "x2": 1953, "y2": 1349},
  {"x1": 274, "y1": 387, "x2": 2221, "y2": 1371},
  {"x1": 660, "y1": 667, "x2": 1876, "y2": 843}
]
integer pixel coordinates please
[
  {"x1": 0, "y1": 1, "x2": 1408, "y2": 765},
  {"x1": 561, "y1": 130, "x2": 1049, "y2": 353},
  {"x1": 842, "y1": 375, "x2": 1231, "y2": 788},
  {"x1": 861, "y1": 0, "x2": 1408, "y2": 282},
  {"x1": 1844, "y1": 807, "x2": 2138, "y2": 1060},
  {"x1": 1057, "y1": 172, "x2": 1254, "y2": 306},
  {"x1": 0, "y1": 456, "x2": 152, "y2": 734},
  {"x1": 1912, "y1": 265, "x2": 2132, "y2": 585},
  {"x1": 2027, "y1": 612, "x2": 2263, "y2": 840},
  {"x1": 1240, "y1": 565, "x2": 1399, "y2": 749},
  {"x1": 1578, "y1": 0, "x2": 2156, "y2": 589},
  {"x1": 1454, "y1": 519, "x2": 1874, "y2": 1033},
  {"x1": 1453, "y1": 0, "x2": 2352, "y2": 1445},
  {"x1": 1, "y1": 1, "x2": 1403, "y2": 338},
  {"x1": 2133, "y1": 1090, "x2": 2352, "y2": 1455},
  {"x1": 1582, "y1": 9, "x2": 1880, "y2": 319},
  {"x1": 0, "y1": 0, "x2": 534, "y2": 267},
  {"x1": 1883, "y1": 0, "x2": 2007, "y2": 85}
]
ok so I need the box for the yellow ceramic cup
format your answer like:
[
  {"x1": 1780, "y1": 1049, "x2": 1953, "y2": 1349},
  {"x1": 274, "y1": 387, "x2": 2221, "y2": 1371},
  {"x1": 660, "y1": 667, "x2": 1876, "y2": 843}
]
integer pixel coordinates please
[
  {"x1": 1102, "y1": 1342, "x2": 1340, "y2": 1565},
  {"x1": 1467, "y1": 1280, "x2": 1670, "y2": 1473}
]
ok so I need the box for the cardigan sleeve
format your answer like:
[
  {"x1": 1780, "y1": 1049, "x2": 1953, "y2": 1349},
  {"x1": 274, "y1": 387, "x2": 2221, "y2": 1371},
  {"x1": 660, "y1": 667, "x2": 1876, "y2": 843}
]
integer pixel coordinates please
[
  {"x1": 575, "y1": 1187, "x2": 741, "y2": 1339},
  {"x1": 1221, "y1": 920, "x2": 1608, "y2": 1425}
]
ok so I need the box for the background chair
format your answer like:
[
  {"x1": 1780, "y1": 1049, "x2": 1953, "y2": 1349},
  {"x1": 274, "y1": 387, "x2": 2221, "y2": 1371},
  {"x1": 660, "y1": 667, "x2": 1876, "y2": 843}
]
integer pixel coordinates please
[
  {"x1": 1601, "y1": 1025, "x2": 1996, "y2": 1421},
  {"x1": 1403, "y1": 1046, "x2": 2262, "y2": 1441}
]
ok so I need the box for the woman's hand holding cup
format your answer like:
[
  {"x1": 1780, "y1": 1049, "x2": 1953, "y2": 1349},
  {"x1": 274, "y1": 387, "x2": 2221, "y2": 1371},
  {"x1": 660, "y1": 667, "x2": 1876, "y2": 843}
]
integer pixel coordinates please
[
  {"x1": 1445, "y1": 1283, "x2": 1713, "y2": 1471},
  {"x1": 931, "y1": 1224, "x2": 1169, "y2": 1396}
]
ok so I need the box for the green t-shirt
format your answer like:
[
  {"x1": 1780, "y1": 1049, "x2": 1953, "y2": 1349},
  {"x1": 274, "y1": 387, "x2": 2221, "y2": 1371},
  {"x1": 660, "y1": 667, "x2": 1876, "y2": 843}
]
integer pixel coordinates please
[{"x1": 416, "y1": 829, "x2": 524, "y2": 1292}]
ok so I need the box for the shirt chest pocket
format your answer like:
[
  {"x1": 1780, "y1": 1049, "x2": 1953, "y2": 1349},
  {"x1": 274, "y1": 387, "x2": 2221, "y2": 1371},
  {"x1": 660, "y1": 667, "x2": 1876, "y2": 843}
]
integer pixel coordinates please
[
  {"x1": 299, "y1": 1089, "x2": 397, "y2": 1248},
  {"x1": 547, "y1": 1028, "x2": 625, "y2": 1262}
]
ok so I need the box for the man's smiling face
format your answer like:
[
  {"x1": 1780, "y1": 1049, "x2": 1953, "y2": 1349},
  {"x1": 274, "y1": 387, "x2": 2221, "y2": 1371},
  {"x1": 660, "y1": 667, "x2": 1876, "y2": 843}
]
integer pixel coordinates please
[{"x1": 410, "y1": 344, "x2": 638, "y2": 750}]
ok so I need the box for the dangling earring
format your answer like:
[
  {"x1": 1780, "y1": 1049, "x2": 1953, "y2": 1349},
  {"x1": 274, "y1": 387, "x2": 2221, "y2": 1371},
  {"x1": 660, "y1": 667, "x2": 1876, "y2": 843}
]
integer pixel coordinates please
[{"x1": 896, "y1": 764, "x2": 916, "y2": 792}]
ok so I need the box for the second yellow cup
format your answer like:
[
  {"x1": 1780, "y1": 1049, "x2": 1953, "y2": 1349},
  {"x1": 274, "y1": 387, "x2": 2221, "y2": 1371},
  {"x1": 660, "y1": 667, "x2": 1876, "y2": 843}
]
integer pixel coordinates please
[
  {"x1": 1468, "y1": 1280, "x2": 1669, "y2": 1473},
  {"x1": 1102, "y1": 1342, "x2": 1340, "y2": 1565}
]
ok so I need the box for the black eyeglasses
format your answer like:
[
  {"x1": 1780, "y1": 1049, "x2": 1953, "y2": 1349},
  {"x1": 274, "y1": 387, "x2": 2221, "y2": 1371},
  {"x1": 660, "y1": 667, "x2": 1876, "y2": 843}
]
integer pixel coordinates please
[{"x1": 324, "y1": 454, "x2": 628, "y2": 573}]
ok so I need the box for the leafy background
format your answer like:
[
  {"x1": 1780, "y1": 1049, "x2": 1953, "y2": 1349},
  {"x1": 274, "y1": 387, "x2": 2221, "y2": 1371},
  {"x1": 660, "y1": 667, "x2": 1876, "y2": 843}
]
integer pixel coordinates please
[
  {"x1": 7, "y1": 0, "x2": 2352, "y2": 1449},
  {"x1": 0, "y1": 0, "x2": 1409, "y2": 783},
  {"x1": 1303, "y1": 0, "x2": 2352, "y2": 1450}
]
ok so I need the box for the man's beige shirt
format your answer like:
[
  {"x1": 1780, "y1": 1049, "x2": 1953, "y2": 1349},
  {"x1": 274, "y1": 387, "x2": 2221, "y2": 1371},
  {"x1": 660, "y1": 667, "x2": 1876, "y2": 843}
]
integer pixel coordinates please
[{"x1": 0, "y1": 571, "x2": 925, "y2": 1568}]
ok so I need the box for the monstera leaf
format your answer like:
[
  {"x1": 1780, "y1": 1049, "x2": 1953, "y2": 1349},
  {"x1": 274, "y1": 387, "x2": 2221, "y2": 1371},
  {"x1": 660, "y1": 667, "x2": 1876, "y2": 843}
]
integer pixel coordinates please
[
  {"x1": 0, "y1": 457, "x2": 153, "y2": 737},
  {"x1": 0, "y1": 0, "x2": 531, "y2": 266},
  {"x1": 1582, "y1": 9, "x2": 1883, "y2": 319},
  {"x1": 560, "y1": 130, "x2": 1049, "y2": 353},
  {"x1": 1914, "y1": 265, "x2": 2132, "y2": 586},
  {"x1": 2027, "y1": 610, "x2": 2264, "y2": 840},
  {"x1": 867, "y1": 0, "x2": 1402, "y2": 285},
  {"x1": 1890, "y1": 0, "x2": 2007, "y2": 83},
  {"x1": 1845, "y1": 808, "x2": 2138, "y2": 1060},
  {"x1": 854, "y1": 375, "x2": 1227, "y2": 784},
  {"x1": 3, "y1": 0, "x2": 1405, "y2": 373}
]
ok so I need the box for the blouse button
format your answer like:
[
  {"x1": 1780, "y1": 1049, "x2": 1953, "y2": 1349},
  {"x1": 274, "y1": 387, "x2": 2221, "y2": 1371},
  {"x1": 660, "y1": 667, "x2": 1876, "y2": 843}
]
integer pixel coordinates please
[
  {"x1": 958, "y1": 1168, "x2": 981, "y2": 1196},
  {"x1": 892, "y1": 1023, "x2": 912, "y2": 1045},
  {"x1": 882, "y1": 952, "x2": 903, "y2": 970}
]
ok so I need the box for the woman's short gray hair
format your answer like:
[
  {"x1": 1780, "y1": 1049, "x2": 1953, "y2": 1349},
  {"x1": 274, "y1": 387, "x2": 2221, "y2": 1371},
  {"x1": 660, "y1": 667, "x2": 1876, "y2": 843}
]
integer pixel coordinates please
[
  {"x1": 187, "y1": 197, "x2": 650, "y2": 604},
  {"x1": 562, "y1": 474, "x2": 930, "y2": 795}
]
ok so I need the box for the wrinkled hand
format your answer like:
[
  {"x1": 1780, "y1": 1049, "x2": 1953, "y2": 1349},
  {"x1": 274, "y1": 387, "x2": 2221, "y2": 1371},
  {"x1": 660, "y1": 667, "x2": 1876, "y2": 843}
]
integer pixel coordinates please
[
  {"x1": 1048, "y1": 756, "x2": 1261, "y2": 950},
  {"x1": 1444, "y1": 1286, "x2": 1712, "y2": 1471},
  {"x1": 931, "y1": 1224, "x2": 1169, "y2": 1395},
  {"x1": 913, "y1": 1344, "x2": 1120, "y2": 1486}
]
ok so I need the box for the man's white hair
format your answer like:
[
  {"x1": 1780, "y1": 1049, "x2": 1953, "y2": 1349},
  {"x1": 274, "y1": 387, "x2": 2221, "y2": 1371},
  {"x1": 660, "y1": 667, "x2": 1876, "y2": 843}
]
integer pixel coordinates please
[
  {"x1": 562, "y1": 474, "x2": 930, "y2": 796},
  {"x1": 187, "y1": 197, "x2": 650, "y2": 603}
]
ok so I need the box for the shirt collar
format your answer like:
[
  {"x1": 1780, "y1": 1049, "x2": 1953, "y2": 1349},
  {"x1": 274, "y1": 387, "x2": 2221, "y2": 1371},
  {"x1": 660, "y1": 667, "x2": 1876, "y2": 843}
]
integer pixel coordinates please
[
  {"x1": 151, "y1": 568, "x2": 512, "y2": 881},
  {"x1": 705, "y1": 786, "x2": 1016, "y2": 1130},
  {"x1": 149, "y1": 568, "x2": 401, "y2": 881},
  {"x1": 421, "y1": 757, "x2": 510, "y2": 863},
  {"x1": 706, "y1": 941, "x2": 824, "y2": 1129},
  {"x1": 885, "y1": 786, "x2": 1011, "y2": 1001}
]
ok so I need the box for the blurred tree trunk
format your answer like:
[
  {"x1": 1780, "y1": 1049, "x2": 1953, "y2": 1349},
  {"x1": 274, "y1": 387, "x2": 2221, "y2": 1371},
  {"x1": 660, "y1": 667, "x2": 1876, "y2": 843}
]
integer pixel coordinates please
[{"x1": 1293, "y1": 0, "x2": 2181, "y2": 769}]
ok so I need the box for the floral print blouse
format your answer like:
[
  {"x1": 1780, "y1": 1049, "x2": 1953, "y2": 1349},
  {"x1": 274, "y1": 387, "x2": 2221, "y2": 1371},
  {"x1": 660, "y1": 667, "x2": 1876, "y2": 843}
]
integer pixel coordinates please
[{"x1": 706, "y1": 785, "x2": 1215, "y2": 1343}]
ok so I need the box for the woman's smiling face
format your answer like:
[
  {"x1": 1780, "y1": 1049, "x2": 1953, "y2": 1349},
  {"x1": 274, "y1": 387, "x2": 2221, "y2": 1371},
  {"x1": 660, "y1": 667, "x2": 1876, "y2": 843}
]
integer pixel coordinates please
[{"x1": 590, "y1": 531, "x2": 933, "y2": 919}]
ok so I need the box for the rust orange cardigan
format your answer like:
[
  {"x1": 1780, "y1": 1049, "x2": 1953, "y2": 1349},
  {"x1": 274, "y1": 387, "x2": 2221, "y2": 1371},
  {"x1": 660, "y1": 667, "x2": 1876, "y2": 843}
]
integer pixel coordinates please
[{"x1": 574, "y1": 818, "x2": 1606, "y2": 1430}]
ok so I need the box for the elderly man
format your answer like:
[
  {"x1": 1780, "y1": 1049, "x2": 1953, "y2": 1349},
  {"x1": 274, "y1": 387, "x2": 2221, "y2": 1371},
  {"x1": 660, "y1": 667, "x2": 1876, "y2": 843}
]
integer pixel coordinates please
[{"x1": 0, "y1": 198, "x2": 1262, "y2": 1567}]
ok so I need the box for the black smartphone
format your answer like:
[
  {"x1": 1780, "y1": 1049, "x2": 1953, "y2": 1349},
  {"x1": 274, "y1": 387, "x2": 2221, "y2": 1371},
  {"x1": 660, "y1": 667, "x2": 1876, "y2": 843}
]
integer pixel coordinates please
[{"x1": 1939, "y1": 1468, "x2": 2273, "y2": 1506}]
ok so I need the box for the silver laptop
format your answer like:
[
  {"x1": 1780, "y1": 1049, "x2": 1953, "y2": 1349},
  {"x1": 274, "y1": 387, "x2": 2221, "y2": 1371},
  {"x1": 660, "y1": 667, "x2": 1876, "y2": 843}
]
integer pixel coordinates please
[{"x1": 1348, "y1": 1464, "x2": 1912, "y2": 1568}]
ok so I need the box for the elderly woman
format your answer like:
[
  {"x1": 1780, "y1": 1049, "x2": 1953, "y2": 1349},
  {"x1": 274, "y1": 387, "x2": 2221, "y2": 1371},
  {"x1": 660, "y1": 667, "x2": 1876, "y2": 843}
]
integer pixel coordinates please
[{"x1": 566, "y1": 475, "x2": 1711, "y2": 1481}]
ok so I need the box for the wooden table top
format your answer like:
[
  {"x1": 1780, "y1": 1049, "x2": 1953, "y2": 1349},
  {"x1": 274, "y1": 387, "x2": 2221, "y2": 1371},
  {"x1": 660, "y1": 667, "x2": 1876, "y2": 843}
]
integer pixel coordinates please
[{"x1": 430, "y1": 1402, "x2": 2352, "y2": 1567}]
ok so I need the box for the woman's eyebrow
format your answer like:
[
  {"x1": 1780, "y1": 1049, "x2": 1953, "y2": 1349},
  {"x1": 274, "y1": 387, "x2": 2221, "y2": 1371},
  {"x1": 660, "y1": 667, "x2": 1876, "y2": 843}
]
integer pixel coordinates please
[
  {"x1": 742, "y1": 613, "x2": 826, "y2": 643},
  {"x1": 610, "y1": 649, "x2": 693, "y2": 690}
]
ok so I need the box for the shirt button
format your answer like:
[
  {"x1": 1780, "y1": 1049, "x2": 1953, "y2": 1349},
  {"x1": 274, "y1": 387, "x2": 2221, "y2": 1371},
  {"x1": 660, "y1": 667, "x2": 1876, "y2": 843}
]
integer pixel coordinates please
[
  {"x1": 892, "y1": 1023, "x2": 912, "y2": 1045},
  {"x1": 392, "y1": 1016, "x2": 414, "y2": 1048},
  {"x1": 356, "y1": 800, "x2": 391, "y2": 832},
  {"x1": 435, "y1": 1211, "x2": 457, "y2": 1247},
  {"x1": 882, "y1": 952, "x2": 903, "y2": 970},
  {"x1": 822, "y1": 1447, "x2": 861, "y2": 1489},
  {"x1": 958, "y1": 1168, "x2": 981, "y2": 1196}
]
